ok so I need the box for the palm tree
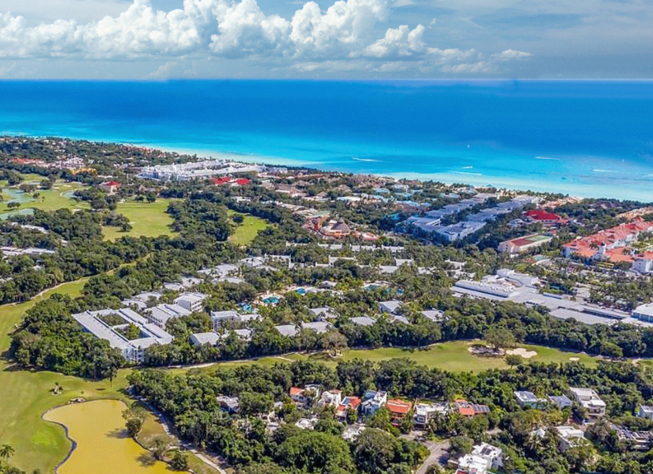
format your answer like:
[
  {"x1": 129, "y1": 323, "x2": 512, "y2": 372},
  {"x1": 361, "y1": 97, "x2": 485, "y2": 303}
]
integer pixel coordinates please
[{"x1": 0, "y1": 444, "x2": 15, "y2": 461}]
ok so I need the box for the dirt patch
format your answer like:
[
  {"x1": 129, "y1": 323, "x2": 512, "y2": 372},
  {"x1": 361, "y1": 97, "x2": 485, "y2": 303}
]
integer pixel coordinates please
[{"x1": 506, "y1": 347, "x2": 538, "y2": 359}]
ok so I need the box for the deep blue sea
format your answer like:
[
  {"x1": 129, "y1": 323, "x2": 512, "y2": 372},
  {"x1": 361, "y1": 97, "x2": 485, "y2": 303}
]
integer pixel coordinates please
[{"x1": 1, "y1": 80, "x2": 653, "y2": 200}]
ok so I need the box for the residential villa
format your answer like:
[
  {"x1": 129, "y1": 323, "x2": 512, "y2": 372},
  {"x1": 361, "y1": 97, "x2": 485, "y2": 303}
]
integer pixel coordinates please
[
  {"x1": 318, "y1": 390, "x2": 343, "y2": 408},
  {"x1": 568, "y1": 387, "x2": 606, "y2": 420},
  {"x1": 455, "y1": 400, "x2": 490, "y2": 418},
  {"x1": 289, "y1": 385, "x2": 321, "y2": 407},
  {"x1": 414, "y1": 402, "x2": 449, "y2": 427},
  {"x1": 386, "y1": 399, "x2": 413, "y2": 425},
  {"x1": 556, "y1": 425, "x2": 586, "y2": 452},
  {"x1": 514, "y1": 391, "x2": 548, "y2": 409},
  {"x1": 361, "y1": 390, "x2": 388, "y2": 416},
  {"x1": 336, "y1": 396, "x2": 362, "y2": 421},
  {"x1": 456, "y1": 443, "x2": 503, "y2": 474}
]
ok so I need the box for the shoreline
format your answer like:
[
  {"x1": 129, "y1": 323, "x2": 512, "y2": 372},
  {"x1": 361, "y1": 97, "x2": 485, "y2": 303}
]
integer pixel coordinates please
[
  {"x1": 5, "y1": 132, "x2": 653, "y2": 201},
  {"x1": 140, "y1": 141, "x2": 652, "y2": 202}
]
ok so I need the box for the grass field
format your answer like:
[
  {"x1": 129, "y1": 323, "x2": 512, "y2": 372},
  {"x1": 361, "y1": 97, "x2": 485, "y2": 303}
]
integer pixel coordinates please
[
  {"x1": 181, "y1": 341, "x2": 598, "y2": 377},
  {"x1": 0, "y1": 180, "x2": 88, "y2": 215},
  {"x1": 228, "y1": 210, "x2": 269, "y2": 246},
  {"x1": 0, "y1": 278, "x2": 218, "y2": 473},
  {"x1": 102, "y1": 199, "x2": 176, "y2": 240}
]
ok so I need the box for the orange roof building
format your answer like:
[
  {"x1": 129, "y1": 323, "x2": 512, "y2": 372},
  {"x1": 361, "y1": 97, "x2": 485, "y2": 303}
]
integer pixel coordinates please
[{"x1": 386, "y1": 399, "x2": 412, "y2": 422}]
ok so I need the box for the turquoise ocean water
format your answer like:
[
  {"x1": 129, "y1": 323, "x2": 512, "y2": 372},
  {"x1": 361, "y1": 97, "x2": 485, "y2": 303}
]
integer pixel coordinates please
[{"x1": 1, "y1": 80, "x2": 652, "y2": 200}]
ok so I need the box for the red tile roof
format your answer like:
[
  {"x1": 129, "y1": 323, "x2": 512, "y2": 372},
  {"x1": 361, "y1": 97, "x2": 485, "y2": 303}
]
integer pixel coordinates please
[
  {"x1": 386, "y1": 399, "x2": 412, "y2": 415},
  {"x1": 526, "y1": 209, "x2": 562, "y2": 221}
]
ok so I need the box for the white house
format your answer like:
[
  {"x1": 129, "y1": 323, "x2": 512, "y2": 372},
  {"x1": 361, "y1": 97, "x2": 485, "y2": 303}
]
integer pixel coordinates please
[
  {"x1": 351, "y1": 316, "x2": 376, "y2": 327},
  {"x1": 514, "y1": 391, "x2": 548, "y2": 409},
  {"x1": 319, "y1": 389, "x2": 343, "y2": 408},
  {"x1": 190, "y1": 332, "x2": 221, "y2": 347},
  {"x1": 145, "y1": 303, "x2": 190, "y2": 329},
  {"x1": 633, "y1": 303, "x2": 653, "y2": 323},
  {"x1": 456, "y1": 443, "x2": 503, "y2": 474},
  {"x1": 211, "y1": 310, "x2": 242, "y2": 329},
  {"x1": 275, "y1": 324, "x2": 298, "y2": 337},
  {"x1": 637, "y1": 405, "x2": 653, "y2": 420},
  {"x1": 414, "y1": 402, "x2": 449, "y2": 427},
  {"x1": 569, "y1": 387, "x2": 606, "y2": 419},
  {"x1": 174, "y1": 292, "x2": 207, "y2": 313},
  {"x1": 290, "y1": 385, "x2": 321, "y2": 407},
  {"x1": 379, "y1": 300, "x2": 402, "y2": 314},
  {"x1": 309, "y1": 306, "x2": 339, "y2": 320},
  {"x1": 556, "y1": 425, "x2": 586, "y2": 452}
]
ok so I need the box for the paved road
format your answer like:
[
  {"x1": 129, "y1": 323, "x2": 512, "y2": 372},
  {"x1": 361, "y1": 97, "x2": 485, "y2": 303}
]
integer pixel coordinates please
[{"x1": 416, "y1": 439, "x2": 450, "y2": 474}]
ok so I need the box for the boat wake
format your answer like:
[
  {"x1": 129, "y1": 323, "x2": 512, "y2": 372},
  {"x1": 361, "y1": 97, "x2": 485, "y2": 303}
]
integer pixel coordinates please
[{"x1": 352, "y1": 157, "x2": 380, "y2": 162}]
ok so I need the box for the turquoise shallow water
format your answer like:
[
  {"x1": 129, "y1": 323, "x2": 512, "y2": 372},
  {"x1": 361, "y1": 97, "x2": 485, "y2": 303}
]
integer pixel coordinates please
[{"x1": 1, "y1": 80, "x2": 653, "y2": 201}]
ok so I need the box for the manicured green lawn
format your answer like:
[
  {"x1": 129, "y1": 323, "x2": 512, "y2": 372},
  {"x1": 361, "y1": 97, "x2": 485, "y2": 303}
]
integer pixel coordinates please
[
  {"x1": 334, "y1": 341, "x2": 598, "y2": 372},
  {"x1": 0, "y1": 278, "x2": 219, "y2": 474},
  {"x1": 0, "y1": 180, "x2": 88, "y2": 214},
  {"x1": 181, "y1": 341, "x2": 598, "y2": 376},
  {"x1": 102, "y1": 199, "x2": 176, "y2": 240},
  {"x1": 227, "y1": 210, "x2": 269, "y2": 246},
  {"x1": 0, "y1": 280, "x2": 137, "y2": 473}
]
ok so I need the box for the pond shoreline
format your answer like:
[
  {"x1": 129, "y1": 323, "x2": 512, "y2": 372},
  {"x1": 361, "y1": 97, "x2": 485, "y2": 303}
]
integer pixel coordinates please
[{"x1": 42, "y1": 402, "x2": 83, "y2": 474}]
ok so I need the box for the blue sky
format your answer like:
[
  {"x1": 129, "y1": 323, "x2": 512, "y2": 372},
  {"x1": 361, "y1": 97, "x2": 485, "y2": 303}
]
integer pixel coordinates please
[{"x1": 0, "y1": 0, "x2": 651, "y2": 79}]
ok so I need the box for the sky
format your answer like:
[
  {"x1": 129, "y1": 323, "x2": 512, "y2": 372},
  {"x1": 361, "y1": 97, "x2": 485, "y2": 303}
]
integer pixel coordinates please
[{"x1": 0, "y1": 0, "x2": 651, "y2": 79}]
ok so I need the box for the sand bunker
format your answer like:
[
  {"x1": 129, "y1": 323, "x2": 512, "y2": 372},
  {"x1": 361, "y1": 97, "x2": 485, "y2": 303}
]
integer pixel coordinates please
[
  {"x1": 569, "y1": 357, "x2": 580, "y2": 361},
  {"x1": 506, "y1": 348, "x2": 537, "y2": 359}
]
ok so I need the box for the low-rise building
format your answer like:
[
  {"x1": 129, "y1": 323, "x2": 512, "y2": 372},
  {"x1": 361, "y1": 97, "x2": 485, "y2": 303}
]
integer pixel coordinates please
[
  {"x1": 386, "y1": 399, "x2": 412, "y2": 424},
  {"x1": 216, "y1": 395, "x2": 240, "y2": 414},
  {"x1": 72, "y1": 308, "x2": 173, "y2": 363},
  {"x1": 190, "y1": 332, "x2": 221, "y2": 347},
  {"x1": 414, "y1": 402, "x2": 449, "y2": 427},
  {"x1": 309, "y1": 306, "x2": 339, "y2": 321},
  {"x1": 362, "y1": 390, "x2": 388, "y2": 416},
  {"x1": 350, "y1": 316, "x2": 376, "y2": 327},
  {"x1": 637, "y1": 405, "x2": 653, "y2": 420},
  {"x1": 514, "y1": 391, "x2": 548, "y2": 409},
  {"x1": 100, "y1": 180, "x2": 121, "y2": 194},
  {"x1": 301, "y1": 321, "x2": 331, "y2": 334},
  {"x1": 290, "y1": 385, "x2": 321, "y2": 407},
  {"x1": 548, "y1": 395, "x2": 573, "y2": 410},
  {"x1": 455, "y1": 400, "x2": 490, "y2": 417},
  {"x1": 456, "y1": 443, "x2": 503, "y2": 474},
  {"x1": 336, "y1": 396, "x2": 362, "y2": 420},
  {"x1": 379, "y1": 300, "x2": 402, "y2": 314},
  {"x1": 569, "y1": 387, "x2": 606, "y2": 420},
  {"x1": 319, "y1": 389, "x2": 343, "y2": 408},
  {"x1": 174, "y1": 292, "x2": 207, "y2": 312},
  {"x1": 556, "y1": 425, "x2": 586, "y2": 452},
  {"x1": 342, "y1": 424, "x2": 366, "y2": 441},
  {"x1": 498, "y1": 233, "x2": 554, "y2": 255},
  {"x1": 275, "y1": 324, "x2": 298, "y2": 337},
  {"x1": 295, "y1": 417, "x2": 319, "y2": 430},
  {"x1": 612, "y1": 424, "x2": 653, "y2": 450},
  {"x1": 145, "y1": 303, "x2": 190, "y2": 329},
  {"x1": 633, "y1": 303, "x2": 653, "y2": 323}
]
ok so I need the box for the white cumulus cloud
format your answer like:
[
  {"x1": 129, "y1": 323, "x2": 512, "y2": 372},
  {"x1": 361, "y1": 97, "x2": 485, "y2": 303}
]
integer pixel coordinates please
[{"x1": 0, "y1": 0, "x2": 531, "y2": 75}]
